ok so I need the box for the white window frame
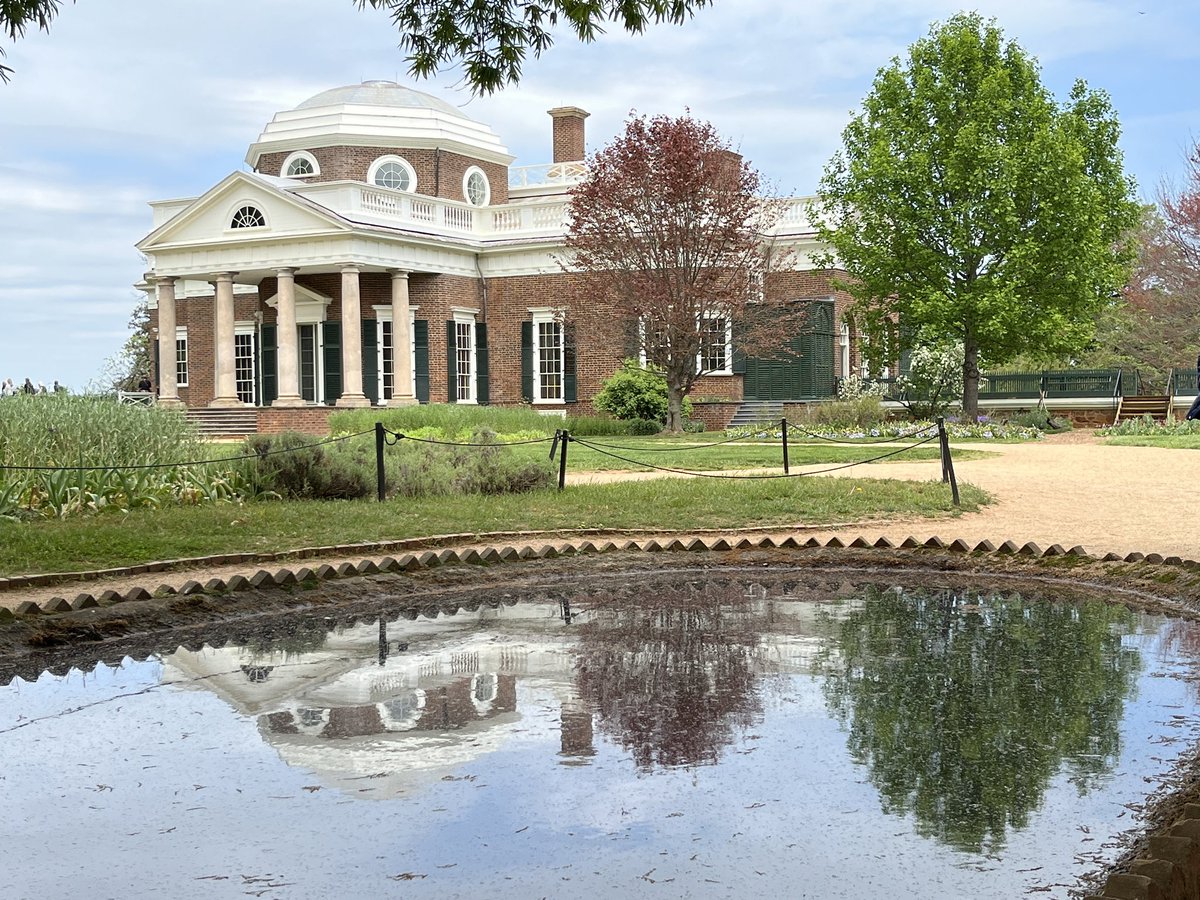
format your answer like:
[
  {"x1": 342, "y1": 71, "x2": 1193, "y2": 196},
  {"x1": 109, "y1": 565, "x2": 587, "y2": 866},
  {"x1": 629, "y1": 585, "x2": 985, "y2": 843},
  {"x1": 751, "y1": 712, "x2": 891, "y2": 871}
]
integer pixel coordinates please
[
  {"x1": 372, "y1": 304, "x2": 418, "y2": 406},
  {"x1": 452, "y1": 307, "x2": 478, "y2": 404},
  {"x1": 462, "y1": 166, "x2": 491, "y2": 206},
  {"x1": 281, "y1": 150, "x2": 320, "y2": 179},
  {"x1": 530, "y1": 308, "x2": 565, "y2": 404},
  {"x1": 227, "y1": 201, "x2": 267, "y2": 231},
  {"x1": 233, "y1": 322, "x2": 258, "y2": 405},
  {"x1": 697, "y1": 314, "x2": 733, "y2": 376},
  {"x1": 367, "y1": 155, "x2": 418, "y2": 193},
  {"x1": 175, "y1": 326, "x2": 189, "y2": 388}
]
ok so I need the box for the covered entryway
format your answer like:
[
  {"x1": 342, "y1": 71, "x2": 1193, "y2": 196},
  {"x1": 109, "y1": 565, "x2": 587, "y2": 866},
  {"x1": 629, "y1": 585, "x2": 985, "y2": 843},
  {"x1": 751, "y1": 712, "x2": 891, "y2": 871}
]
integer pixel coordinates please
[{"x1": 741, "y1": 300, "x2": 835, "y2": 400}]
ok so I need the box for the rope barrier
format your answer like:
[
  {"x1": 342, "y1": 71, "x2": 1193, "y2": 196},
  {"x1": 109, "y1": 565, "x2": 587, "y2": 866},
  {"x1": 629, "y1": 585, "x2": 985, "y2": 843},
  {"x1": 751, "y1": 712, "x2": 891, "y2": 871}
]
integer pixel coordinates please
[
  {"x1": 0, "y1": 429, "x2": 375, "y2": 473},
  {"x1": 782, "y1": 421, "x2": 939, "y2": 444},
  {"x1": 383, "y1": 428, "x2": 552, "y2": 447},
  {"x1": 576, "y1": 428, "x2": 776, "y2": 453},
  {"x1": 571, "y1": 434, "x2": 939, "y2": 480}
]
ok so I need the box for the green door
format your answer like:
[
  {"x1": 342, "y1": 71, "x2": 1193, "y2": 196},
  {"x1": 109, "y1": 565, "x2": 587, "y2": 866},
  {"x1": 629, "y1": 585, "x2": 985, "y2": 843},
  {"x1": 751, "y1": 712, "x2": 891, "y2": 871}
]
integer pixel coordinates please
[{"x1": 742, "y1": 301, "x2": 835, "y2": 400}]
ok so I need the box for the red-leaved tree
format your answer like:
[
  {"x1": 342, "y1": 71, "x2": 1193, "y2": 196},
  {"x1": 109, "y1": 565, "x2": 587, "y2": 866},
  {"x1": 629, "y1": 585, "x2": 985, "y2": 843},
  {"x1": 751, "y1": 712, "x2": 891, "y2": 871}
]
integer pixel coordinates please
[{"x1": 563, "y1": 113, "x2": 804, "y2": 432}]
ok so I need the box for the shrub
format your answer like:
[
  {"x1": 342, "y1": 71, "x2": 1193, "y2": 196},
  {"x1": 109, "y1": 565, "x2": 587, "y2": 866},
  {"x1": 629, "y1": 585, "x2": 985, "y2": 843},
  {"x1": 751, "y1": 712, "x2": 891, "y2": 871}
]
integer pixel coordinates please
[
  {"x1": 328, "y1": 403, "x2": 555, "y2": 439},
  {"x1": 683, "y1": 419, "x2": 707, "y2": 433},
  {"x1": 246, "y1": 432, "x2": 373, "y2": 500},
  {"x1": 566, "y1": 415, "x2": 637, "y2": 436},
  {"x1": 1007, "y1": 408, "x2": 1071, "y2": 432},
  {"x1": 594, "y1": 360, "x2": 692, "y2": 423},
  {"x1": 628, "y1": 418, "x2": 663, "y2": 435},
  {"x1": 1099, "y1": 416, "x2": 1200, "y2": 437},
  {"x1": 800, "y1": 396, "x2": 885, "y2": 430}
]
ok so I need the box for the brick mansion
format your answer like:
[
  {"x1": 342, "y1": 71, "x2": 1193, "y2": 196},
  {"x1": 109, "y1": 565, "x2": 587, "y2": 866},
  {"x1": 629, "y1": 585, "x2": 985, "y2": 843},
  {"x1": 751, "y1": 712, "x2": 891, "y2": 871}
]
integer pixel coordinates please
[{"x1": 136, "y1": 81, "x2": 857, "y2": 431}]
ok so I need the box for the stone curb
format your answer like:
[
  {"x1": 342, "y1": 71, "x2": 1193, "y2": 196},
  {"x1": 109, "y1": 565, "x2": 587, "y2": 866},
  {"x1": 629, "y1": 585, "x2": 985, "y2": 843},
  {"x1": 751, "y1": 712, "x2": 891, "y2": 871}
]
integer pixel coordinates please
[
  {"x1": 1086, "y1": 803, "x2": 1200, "y2": 899},
  {"x1": 8, "y1": 532, "x2": 1198, "y2": 619}
]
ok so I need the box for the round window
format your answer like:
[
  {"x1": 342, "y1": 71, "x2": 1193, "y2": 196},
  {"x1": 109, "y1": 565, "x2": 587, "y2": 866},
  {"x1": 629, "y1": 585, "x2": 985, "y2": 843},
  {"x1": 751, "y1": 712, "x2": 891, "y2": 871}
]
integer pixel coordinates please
[
  {"x1": 375, "y1": 162, "x2": 411, "y2": 191},
  {"x1": 286, "y1": 156, "x2": 314, "y2": 177}
]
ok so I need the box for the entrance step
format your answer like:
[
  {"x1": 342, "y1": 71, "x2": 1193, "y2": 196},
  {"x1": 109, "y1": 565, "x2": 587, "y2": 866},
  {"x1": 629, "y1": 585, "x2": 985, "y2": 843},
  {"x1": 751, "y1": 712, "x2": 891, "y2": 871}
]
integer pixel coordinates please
[
  {"x1": 183, "y1": 408, "x2": 258, "y2": 437},
  {"x1": 728, "y1": 400, "x2": 784, "y2": 427},
  {"x1": 1115, "y1": 395, "x2": 1171, "y2": 423}
]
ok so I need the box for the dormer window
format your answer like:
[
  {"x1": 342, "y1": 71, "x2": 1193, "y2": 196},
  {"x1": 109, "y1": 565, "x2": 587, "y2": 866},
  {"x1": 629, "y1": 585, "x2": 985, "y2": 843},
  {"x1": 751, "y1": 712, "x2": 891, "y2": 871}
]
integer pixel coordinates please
[
  {"x1": 463, "y1": 167, "x2": 490, "y2": 206},
  {"x1": 281, "y1": 151, "x2": 319, "y2": 178},
  {"x1": 230, "y1": 206, "x2": 266, "y2": 228},
  {"x1": 368, "y1": 155, "x2": 417, "y2": 192}
]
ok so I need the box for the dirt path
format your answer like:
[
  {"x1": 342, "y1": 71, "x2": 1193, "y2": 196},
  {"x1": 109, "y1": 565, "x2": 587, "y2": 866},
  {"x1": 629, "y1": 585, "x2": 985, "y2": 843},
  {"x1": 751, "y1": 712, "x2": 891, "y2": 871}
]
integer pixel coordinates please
[{"x1": 1, "y1": 432, "x2": 1195, "y2": 611}]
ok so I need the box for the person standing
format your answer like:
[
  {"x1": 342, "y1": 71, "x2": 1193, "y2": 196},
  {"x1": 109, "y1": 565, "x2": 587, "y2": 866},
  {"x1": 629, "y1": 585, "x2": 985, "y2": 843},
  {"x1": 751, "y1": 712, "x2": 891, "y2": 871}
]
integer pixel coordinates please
[
  {"x1": 0, "y1": 378, "x2": 12, "y2": 397},
  {"x1": 21, "y1": 377, "x2": 35, "y2": 395}
]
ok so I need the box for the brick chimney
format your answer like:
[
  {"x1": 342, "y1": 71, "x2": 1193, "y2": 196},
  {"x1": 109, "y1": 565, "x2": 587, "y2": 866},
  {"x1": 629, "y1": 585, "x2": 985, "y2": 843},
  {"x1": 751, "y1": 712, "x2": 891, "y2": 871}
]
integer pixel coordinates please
[{"x1": 548, "y1": 106, "x2": 589, "y2": 163}]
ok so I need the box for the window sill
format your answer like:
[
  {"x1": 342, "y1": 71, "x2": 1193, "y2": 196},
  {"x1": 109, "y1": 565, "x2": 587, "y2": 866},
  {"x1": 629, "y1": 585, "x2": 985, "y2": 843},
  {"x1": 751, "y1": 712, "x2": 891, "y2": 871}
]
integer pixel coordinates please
[{"x1": 697, "y1": 371, "x2": 735, "y2": 377}]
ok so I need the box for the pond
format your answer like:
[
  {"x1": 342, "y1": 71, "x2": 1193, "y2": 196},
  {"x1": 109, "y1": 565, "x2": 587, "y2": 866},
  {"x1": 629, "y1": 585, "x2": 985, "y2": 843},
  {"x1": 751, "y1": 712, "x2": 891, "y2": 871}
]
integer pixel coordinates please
[{"x1": 3, "y1": 574, "x2": 1200, "y2": 899}]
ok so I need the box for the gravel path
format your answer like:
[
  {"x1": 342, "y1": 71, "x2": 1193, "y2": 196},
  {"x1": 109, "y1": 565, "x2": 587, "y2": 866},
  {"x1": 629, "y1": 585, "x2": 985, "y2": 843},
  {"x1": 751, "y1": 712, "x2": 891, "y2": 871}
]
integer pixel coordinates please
[{"x1": 2, "y1": 432, "x2": 1195, "y2": 610}]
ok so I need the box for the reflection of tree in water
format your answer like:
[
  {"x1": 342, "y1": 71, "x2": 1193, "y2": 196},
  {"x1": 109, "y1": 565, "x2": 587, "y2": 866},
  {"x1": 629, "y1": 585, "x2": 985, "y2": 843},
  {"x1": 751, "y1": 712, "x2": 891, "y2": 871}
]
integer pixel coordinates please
[
  {"x1": 574, "y1": 584, "x2": 768, "y2": 770},
  {"x1": 818, "y1": 588, "x2": 1141, "y2": 854}
]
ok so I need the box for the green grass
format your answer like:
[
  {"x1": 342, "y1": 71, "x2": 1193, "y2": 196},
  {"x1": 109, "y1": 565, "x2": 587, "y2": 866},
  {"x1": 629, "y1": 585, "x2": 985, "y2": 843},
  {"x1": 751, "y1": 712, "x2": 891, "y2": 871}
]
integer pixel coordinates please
[
  {"x1": 0, "y1": 476, "x2": 986, "y2": 577},
  {"x1": 1104, "y1": 435, "x2": 1200, "y2": 450}
]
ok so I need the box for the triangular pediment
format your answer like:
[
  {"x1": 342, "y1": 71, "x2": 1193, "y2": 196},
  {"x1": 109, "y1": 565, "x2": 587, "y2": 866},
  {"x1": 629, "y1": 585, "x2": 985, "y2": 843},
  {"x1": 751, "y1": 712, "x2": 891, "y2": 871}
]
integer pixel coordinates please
[{"x1": 137, "y1": 171, "x2": 351, "y2": 252}]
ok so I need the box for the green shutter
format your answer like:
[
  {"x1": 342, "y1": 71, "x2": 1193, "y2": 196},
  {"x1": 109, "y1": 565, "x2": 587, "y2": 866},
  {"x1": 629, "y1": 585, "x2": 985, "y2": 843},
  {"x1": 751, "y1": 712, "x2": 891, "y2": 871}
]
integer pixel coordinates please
[
  {"x1": 564, "y1": 322, "x2": 577, "y2": 403},
  {"x1": 261, "y1": 324, "x2": 278, "y2": 405},
  {"x1": 152, "y1": 339, "x2": 161, "y2": 388},
  {"x1": 476, "y1": 322, "x2": 489, "y2": 404},
  {"x1": 322, "y1": 321, "x2": 342, "y2": 406},
  {"x1": 731, "y1": 320, "x2": 746, "y2": 375},
  {"x1": 520, "y1": 320, "x2": 534, "y2": 402},
  {"x1": 413, "y1": 319, "x2": 429, "y2": 403},
  {"x1": 446, "y1": 320, "x2": 458, "y2": 403},
  {"x1": 361, "y1": 319, "x2": 378, "y2": 406}
]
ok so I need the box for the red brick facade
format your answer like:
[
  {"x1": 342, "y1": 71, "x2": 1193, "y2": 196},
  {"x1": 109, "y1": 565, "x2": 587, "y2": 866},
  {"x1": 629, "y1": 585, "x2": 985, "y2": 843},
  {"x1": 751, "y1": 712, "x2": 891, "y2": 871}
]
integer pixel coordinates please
[{"x1": 256, "y1": 145, "x2": 509, "y2": 205}]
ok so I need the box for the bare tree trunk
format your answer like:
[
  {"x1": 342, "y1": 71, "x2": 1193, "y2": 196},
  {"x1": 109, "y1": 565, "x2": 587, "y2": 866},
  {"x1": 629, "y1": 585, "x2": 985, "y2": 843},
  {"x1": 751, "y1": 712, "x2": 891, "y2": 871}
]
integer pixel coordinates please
[
  {"x1": 665, "y1": 381, "x2": 686, "y2": 433},
  {"x1": 962, "y1": 335, "x2": 980, "y2": 421}
]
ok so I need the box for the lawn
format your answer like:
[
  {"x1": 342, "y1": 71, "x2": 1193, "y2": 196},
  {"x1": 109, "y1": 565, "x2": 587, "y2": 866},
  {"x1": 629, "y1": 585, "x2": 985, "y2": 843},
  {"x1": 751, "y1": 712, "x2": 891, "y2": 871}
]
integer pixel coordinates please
[
  {"x1": 0, "y1": 475, "x2": 985, "y2": 577},
  {"x1": 1104, "y1": 435, "x2": 1200, "y2": 450}
]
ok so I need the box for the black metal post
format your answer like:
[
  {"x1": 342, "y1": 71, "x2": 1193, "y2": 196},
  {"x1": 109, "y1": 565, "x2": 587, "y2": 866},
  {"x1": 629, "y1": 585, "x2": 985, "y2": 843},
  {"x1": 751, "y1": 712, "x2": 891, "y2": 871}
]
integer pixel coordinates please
[
  {"x1": 550, "y1": 429, "x2": 561, "y2": 460},
  {"x1": 375, "y1": 422, "x2": 386, "y2": 502},
  {"x1": 558, "y1": 430, "x2": 569, "y2": 491},
  {"x1": 781, "y1": 417, "x2": 789, "y2": 474},
  {"x1": 937, "y1": 416, "x2": 949, "y2": 484},
  {"x1": 937, "y1": 417, "x2": 960, "y2": 506}
]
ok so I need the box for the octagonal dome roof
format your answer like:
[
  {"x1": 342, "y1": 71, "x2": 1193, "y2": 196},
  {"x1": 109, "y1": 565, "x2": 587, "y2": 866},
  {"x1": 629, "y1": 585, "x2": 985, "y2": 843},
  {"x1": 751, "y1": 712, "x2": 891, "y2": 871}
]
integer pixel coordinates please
[
  {"x1": 246, "y1": 80, "x2": 512, "y2": 170},
  {"x1": 295, "y1": 81, "x2": 470, "y2": 119}
]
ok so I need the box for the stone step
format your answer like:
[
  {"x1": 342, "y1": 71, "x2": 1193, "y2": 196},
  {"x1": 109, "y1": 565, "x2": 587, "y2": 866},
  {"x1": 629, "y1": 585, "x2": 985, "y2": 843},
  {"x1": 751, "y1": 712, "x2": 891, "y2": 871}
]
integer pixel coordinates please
[
  {"x1": 1116, "y1": 395, "x2": 1171, "y2": 423},
  {"x1": 184, "y1": 408, "x2": 258, "y2": 437},
  {"x1": 728, "y1": 400, "x2": 784, "y2": 426}
]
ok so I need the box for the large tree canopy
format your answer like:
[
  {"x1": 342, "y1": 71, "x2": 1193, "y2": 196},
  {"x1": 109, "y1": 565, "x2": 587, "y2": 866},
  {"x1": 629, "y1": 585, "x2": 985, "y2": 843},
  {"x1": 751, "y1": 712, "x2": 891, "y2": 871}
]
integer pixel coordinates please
[
  {"x1": 1, "y1": 1, "x2": 713, "y2": 90},
  {"x1": 564, "y1": 113, "x2": 799, "y2": 432},
  {"x1": 814, "y1": 13, "x2": 1139, "y2": 417}
]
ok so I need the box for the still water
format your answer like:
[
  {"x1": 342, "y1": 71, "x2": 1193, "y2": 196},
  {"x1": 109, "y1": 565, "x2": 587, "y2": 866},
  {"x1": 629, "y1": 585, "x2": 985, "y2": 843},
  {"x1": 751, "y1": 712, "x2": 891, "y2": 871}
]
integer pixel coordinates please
[{"x1": 3, "y1": 576, "x2": 1200, "y2": 899}]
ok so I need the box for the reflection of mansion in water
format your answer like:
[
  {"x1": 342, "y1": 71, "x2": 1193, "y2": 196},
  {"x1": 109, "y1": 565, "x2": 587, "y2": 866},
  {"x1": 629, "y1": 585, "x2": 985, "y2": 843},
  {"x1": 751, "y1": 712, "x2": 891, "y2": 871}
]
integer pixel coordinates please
[{"x1": 161, "y1": 588, "x2": 835, "y2": 795}]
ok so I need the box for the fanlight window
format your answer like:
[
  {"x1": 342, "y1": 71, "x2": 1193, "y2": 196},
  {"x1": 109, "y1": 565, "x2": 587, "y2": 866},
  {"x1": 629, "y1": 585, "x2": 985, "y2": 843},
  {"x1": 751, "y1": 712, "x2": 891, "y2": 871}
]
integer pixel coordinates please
[
  {"x1": 286, "y1": 157, "x2": 314, "y2": 177},
  {"x1": 374, "y1": 162, "x2": 412, "y2": 191},
  {"x1": 230, "y1": 206, "x2": 266, "y2": 229}
]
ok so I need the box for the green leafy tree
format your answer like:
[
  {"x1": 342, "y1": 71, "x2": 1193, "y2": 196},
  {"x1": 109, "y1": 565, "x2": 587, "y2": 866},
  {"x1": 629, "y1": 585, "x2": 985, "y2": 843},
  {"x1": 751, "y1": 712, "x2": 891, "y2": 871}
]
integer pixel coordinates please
[
  {"x1": 817, "y1": 587, "x2": 1140, "y2": 854},
  {"x1": 358, "y1": 0, "x2": 713, "y2": 93},
  {"x1": 1, "y1": 2, "x2": 714, "y2": 90},
  {"x1": 814, "y1": 13, "x2": 1140, "y2": 419},
  {"x1": 93, "y1": 296, "x2": 152, "y2": 393}
]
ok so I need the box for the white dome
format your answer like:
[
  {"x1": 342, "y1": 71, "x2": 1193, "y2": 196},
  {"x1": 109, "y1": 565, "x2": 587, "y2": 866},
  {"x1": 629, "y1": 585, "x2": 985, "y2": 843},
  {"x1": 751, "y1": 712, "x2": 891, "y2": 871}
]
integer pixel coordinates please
[
  {"x1": 246, "y1": 80, "x2": 513, "y2": 169},
  {"x1": 295, "y1": 81, "x2": 471, "y2": 119}
]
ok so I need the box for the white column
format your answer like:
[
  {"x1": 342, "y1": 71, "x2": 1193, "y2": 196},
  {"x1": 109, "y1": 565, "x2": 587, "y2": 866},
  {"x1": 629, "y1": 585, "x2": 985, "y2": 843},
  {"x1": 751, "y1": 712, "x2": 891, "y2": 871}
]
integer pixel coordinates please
[
  {"x1": 155, "y1": 276, "x2": 183, "y2": 407},
  {"x1": 336, "y1": 265, "x2": 370, "y2": 407},
  {"x1": 272, "y1": 268, "x2": 305, "y2": 407},
  {"x1": 388, "y1": 270, "x2": 417, "y2": 406},
  {"x1": 209, "y1": 272, "x2": 241, "y2": 407}
]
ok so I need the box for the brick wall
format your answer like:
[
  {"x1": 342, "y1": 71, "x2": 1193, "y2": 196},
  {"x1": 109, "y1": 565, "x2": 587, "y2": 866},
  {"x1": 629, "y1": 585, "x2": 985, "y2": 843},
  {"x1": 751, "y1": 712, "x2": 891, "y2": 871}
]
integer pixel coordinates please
[
  {"x1": 256, "y1": 406, "x2": 336, "y2": 435},
  {"x1": 256, "y1": 146, "x2": 509, "y2": 205},
  {"x1": 549, "y1": 108, "x2": 588, "y2": 163}
]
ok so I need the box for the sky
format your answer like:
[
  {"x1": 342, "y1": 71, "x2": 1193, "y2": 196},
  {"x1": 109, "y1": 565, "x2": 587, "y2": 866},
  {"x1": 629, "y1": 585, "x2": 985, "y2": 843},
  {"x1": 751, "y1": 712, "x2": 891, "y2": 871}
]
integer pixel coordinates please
[{"x1": 1, "y1": 0, "x2": 1197, "y2": 390}]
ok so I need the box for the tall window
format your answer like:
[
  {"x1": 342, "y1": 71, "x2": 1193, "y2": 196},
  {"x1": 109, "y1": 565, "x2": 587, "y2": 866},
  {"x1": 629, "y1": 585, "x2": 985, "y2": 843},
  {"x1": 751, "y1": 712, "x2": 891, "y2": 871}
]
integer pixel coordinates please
[
  {"x1": 699, "y1": 316, "x2": 731, "y2": 374},
  {"x1": 455, "y1": 319, "x2": 474, "y2": 401},
  {"x1": 234, "y1": 329, "x2": 257, "y2": 404},
  {"x1": 175, "y1": 327, "x2": 189, "y2": 387},
  {"x1": 536, "y1": 318, "x2": 563, "y2": 401},
  {"x1": 380, "y1": 319, "x2": 395, "y2": 401}
]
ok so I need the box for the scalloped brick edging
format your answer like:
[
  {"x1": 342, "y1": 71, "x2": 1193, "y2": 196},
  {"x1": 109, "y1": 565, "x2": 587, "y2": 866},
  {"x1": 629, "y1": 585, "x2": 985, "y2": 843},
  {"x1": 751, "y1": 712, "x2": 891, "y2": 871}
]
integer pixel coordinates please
[
  {"x1": 6, "y1": 532, "x2": 1198, "y2": 619},
  {"x1": 1085, "y1": 803, "x2": 1200, "y2": 899}
]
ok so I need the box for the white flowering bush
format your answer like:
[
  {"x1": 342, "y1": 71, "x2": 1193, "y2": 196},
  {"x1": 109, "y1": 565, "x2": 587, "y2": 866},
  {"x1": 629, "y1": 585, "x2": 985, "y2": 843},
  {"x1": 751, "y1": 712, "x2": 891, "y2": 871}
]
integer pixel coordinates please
[{"x1": 726, "y1": 417, "x2": 1042, "y2": 442}]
